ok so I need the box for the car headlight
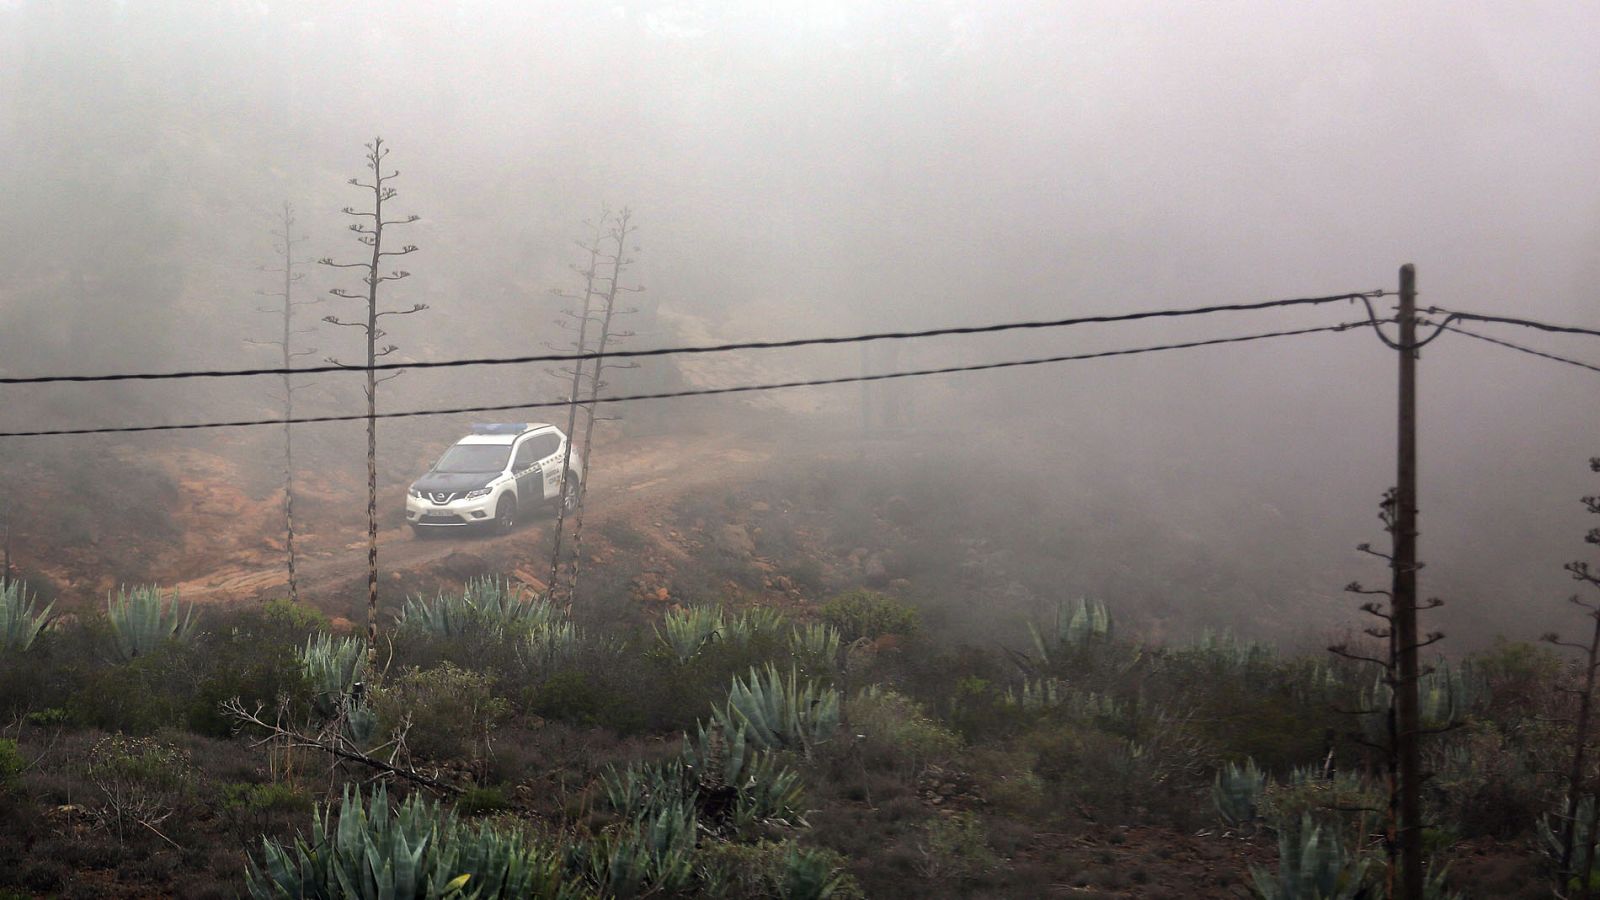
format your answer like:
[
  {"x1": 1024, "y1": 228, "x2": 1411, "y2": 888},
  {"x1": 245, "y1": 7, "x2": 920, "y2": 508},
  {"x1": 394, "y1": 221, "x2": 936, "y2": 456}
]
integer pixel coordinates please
[
  {"x1": 464, "y1": 488, "x2": 492, "y2": 500},
  {"x1": 407, "y1": 487, "x2": 422, "y2": 498}
]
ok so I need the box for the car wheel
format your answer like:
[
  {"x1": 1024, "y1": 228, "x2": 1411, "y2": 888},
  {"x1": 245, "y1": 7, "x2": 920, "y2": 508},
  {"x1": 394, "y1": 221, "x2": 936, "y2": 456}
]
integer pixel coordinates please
[
  {"x1": 561, "y1": 473, "x2": 581, "y2": 514},
  {"x1": 494, "y1": 494, "x2": 518, "y2": 533}
]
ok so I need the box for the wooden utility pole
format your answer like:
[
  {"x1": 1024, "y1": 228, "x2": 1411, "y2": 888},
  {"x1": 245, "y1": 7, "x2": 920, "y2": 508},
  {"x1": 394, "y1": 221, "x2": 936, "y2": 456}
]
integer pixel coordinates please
[{"x1": 1392, "y1": 263, "x2": 1423, "y2": 900}]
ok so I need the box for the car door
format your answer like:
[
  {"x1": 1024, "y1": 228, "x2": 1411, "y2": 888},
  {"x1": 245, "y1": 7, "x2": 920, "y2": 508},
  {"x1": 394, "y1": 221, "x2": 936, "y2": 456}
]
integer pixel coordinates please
[
  {"x1": 533, "y1": 432, "x2": 566, "y2": 500},
  {"x1": 510, "y1": 439, "x2": 541, "y2": 501}
]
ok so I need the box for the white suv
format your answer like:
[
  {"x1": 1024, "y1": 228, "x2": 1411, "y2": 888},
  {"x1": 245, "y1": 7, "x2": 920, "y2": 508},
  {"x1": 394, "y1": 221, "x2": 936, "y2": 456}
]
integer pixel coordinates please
[{"x1": 405, "y1": 423, "x2": 582, "y2": 534}]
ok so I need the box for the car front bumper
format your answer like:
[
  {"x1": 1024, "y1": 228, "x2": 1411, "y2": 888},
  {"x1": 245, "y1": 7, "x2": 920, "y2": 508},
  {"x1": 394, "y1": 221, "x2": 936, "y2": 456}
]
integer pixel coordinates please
[{"x1": 405, "y1": 493, "x2": 497, "y2": 527}]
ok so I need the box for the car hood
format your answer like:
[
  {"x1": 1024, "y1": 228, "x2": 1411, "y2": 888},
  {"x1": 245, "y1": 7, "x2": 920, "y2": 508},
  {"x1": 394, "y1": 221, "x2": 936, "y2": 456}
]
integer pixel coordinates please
[{"x1": 412, "y1": 471, "x2": 499, "y2": 494}]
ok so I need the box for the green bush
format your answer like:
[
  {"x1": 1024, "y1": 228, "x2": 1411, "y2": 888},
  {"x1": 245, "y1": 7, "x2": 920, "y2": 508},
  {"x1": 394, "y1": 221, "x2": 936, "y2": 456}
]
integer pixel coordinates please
[
  {"x1": 372, "y1": 662, "x2": 509, "y2": 763},
  {"x1": 820, "y1": 591, "x2": 918, "y2": 644},
  {"x1": 0, "y1": 739, "x2": 24, "y2": 790},
  {"x1": 528, "y1": 669, "x2": 645, "y2": 733},
  {"x1": 699, "y1": 841, "x2": 863, "y2": 900},
  {"x1": 915, "y1": 812, "x2": 999, "y2": 881},
  {"x1": 70, "y1": 641, "x2": 197, "y2": 733},
  {"x1": 219, "y1": 780, "x2": 314, "y2": 846},
  {"x1": 849, "y1": 686, "x2": 960, "y2": 776}
]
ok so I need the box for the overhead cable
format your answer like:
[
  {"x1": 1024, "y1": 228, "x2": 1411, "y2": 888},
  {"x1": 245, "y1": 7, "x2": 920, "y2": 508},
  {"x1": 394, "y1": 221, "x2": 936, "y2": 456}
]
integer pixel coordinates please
[
  {"x1": 1424, "y1": 307, "x2": 1600, "y2": 340},
  {"x1": 1431, "y1": 322, "x2": 1600, "y2": 375},
  {"x1": 0, "y1": 321, "x2": 1366, "y2": 438},
  {"x1": 0, "y1": 291, "x2": 1387, "y2": 385}
]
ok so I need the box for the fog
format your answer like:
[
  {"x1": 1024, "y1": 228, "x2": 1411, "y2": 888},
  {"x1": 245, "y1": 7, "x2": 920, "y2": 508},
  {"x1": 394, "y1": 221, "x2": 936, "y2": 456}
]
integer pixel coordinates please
[{"x1": 3, "y1": 0, "x2": 1600, "y2": 644}]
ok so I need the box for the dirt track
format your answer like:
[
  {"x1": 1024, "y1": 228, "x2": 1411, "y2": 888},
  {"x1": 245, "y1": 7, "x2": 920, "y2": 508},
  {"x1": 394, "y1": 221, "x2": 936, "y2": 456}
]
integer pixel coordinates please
[{"x1": 172, "y1": 430, "x2": 781, "y2": 607}]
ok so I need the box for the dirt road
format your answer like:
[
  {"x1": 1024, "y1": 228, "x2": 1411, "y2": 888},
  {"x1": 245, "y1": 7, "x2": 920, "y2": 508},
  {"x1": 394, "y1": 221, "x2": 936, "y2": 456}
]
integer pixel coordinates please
[{"x1": 172, "y1": 430, "x2": 780, "y2": 608}]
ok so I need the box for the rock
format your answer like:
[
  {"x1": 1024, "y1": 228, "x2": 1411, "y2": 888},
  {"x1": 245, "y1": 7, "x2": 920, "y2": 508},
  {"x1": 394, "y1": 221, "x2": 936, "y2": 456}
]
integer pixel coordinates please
[
  {"x1": 863, "y1": 554, "x2": 888, "y2": 584},
  {"x1": 750, "y1": 501, "x2": 770, "y2": 512},
  {"x1": 653, "y1": 587, "x2": 671, "y2": 603},
  {"x1": 714, "y1": 524, "x2": 755, "y2": 557},
  {"x1": 438, "y1": 551, "x2": 488, "y2": 581}
]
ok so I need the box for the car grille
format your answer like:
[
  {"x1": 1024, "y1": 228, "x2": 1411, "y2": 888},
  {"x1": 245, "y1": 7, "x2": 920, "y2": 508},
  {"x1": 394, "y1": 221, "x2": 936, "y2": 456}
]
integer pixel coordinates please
[{"x1": 429, "y1": 492, "x2": 457, "y2": 504}]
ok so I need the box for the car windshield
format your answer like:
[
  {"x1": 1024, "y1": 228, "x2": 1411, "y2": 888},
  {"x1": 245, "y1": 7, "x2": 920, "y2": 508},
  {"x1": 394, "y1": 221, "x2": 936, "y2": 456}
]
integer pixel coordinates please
[{"x1": 433, "y1": 444, "x2": 510, "y2": 474}]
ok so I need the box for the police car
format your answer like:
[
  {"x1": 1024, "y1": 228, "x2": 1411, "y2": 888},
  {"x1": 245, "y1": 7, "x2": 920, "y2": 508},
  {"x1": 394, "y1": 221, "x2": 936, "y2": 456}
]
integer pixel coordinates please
[{"x1": 405, "y1": 423, "x2": 582, "y2": 534}]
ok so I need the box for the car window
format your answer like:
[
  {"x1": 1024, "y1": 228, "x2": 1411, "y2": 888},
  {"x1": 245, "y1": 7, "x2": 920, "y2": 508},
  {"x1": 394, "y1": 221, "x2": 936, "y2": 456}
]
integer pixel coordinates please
[
  {"x1": 512, "y1": 440, "x2": 540, "y2": 470},
  {"x1": 524, "y1": 433, "x2": 561, "y2": 462},
  {"x1": 435, "y1": 444, "x2": 511, "y2": 474}
]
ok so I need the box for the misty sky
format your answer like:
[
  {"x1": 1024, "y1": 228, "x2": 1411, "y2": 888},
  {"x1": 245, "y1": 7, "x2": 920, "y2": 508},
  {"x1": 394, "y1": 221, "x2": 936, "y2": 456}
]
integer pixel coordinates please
[{"x1": 2, "y1": 1, "x2": 1600, "y2": 642}]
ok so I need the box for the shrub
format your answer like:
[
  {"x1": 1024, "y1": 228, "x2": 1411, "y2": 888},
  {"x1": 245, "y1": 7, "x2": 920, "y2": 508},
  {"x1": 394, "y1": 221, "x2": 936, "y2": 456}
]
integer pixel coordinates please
[
  {"x1": 0, "y1": 581, "x2": 52, "y2": 655},
  {"x1": 700, "y1": 841, "x2": 863, "y2": 900},
  {"x1": 915, "y1": 812, "x2": 999, "y2": 881},
  {"x1": 0, "y1": 739, "x2": 23, "y2": 791},
  {"x1": 247, "y1": 785, "x2": 575, "y2": 899},
  {"x1": 218, "y1": 780, "x2": 314, "y2": 847},
  {"x1": 69, "y1": 641, "x2": 197, "y2": 733},
  {"x1": 820, "y1": 591, "x2": 918, "y2": 644},
  {"x1": 85, "y1": 733, "x2": 193, "y2": 842},
  {"x1": 849, "y1": 686, "x2": 960, "y2": 777},
  {"x1": 372, "y1": 662, "x2": 508, "y2": 763},
  {"x1": 105, "y1": 585, "x2": 197, "y2": 662}
]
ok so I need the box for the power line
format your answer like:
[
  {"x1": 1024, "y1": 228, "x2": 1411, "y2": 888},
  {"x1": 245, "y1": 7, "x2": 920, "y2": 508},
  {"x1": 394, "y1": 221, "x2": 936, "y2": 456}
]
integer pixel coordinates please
[
  {"x1": 0, "y1": 321, "x2": 1367, "y2": 438},
  {"x1": 0, "y1": 291, "x2": 1386, "y2": 386},
  {"x1": 1432, "y1": 321, "x2": 1600, "y2": 375},
  {"x1": 1425, "y1": 306, "x2": 1600, "y2": 340}
]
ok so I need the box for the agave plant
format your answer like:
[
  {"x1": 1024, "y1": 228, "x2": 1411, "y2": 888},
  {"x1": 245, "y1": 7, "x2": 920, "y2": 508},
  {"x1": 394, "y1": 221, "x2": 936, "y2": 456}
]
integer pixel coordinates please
[
  {"x1": 734, "y1": 606, "x2": 787, "y2": 640},
  {"x1": 1191, "y1": 628, "x2": 1275, "y2": 672},
  {"x1": 300, "y1": 633, "x2": 366, "y2": 717},
  {"x1": 521, "y1": 620, "x2": 582, "y2": 672},
  {"x1": 583, "y1": 801, "x2": 698, "y2": 898},
  {"x1": 789, "y1": 622, "x2": 842, "y2": 674},
  {"x1": 1213, "y1": 758, "x2": 1268, "y2": 827},
  {"x1": 779, "y1": 843, "x2": 849, "y2": 900},
  {"x1": 1028, "y1": 597, "x2": 1122, "y2": 668},
  {"x1": 1249, "y1": 814, "x2": 1374, "y2": 900},
  {"x1": 713, "y1": 664, "x2": 840, "y2": 754},
  {"x1": 0, "y1": 580, "x2": 52, "y2": 654},
  {"x1": 656, "y1": 605, "x2": 725, "y2": 663},
  {"x1": 105, "y1": 585, "x2": 197, "y2": 662},
  {"x1": 1540, "y1": 793, "x2": 1598, "y2": 866},
  {"x1": 1002, "y1": 677, "x2": 1063, "y2": 713},
  {"x1": 246, "y1": 784, "x2": 578, "y2": 899},
  {"x1": 396, "y1": 576, "x2": 553, "y2": 640}
]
